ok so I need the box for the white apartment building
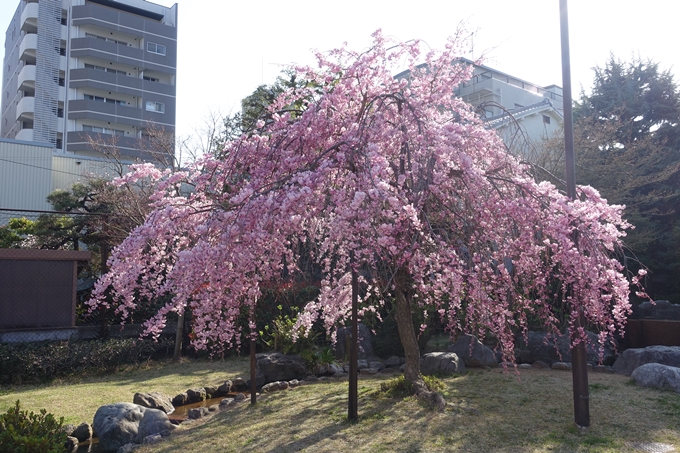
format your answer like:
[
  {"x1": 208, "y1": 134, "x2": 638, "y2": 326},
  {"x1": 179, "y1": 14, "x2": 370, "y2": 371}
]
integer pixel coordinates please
[{"x1": 1, "y1": 0, "x2": 177, "y2": 161}]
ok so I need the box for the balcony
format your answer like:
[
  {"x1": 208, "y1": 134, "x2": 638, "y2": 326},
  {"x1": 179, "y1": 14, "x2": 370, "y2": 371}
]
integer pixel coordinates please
[
  {"x1": 20, "y1": 2, "x2": 39, "y2": 31},
  {"x1": 19, "y1": 34, "x2": 37, "y2": 61},
  {"x1": 70, "y1": 37, "x2": 174, "y2": 74},
  {"x1": 16, "y1": 96, "x2": 35, "y2": 122},
  {"x1": 16, "y1": 129, "x2": 34, "y2": 142},
  {"x1": 67, "y1": 131, "x2": 148, "y2": 160},
  {"x1": 17, "y1": 65, "x2": 36, "y2": 90},
  {"x1": 69, "y1": 67, "x2": 176, "y2": 98}
]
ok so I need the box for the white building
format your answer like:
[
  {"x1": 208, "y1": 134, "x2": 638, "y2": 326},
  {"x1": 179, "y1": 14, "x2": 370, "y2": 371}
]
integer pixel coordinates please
[{"x1": 1, "y1": 0, "x2": 178, "y2": 161}]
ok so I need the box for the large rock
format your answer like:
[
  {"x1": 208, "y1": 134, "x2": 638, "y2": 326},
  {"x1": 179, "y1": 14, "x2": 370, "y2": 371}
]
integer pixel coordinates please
[
  {"x1": 72, "y1": 422, "x2": 93, "y2": 442},
  {"x1": 93, "y1": 403, "x2": 175, "y2": 452},
  {"x1": 335, "y1": 323, "x2": 375, "y2": 360},
  {"x1": 631, "y1": 300, "x2": 680, "y2": 320},
  {"x1": 420, "y1": 352, "x2": 466, "y2": 376},
  {"x1": 515, "y1": 331, "x2": 616, "y2": 365},
  {"x1": 256, "y1": 352, "x2": 308, "y2": 383},
  {"x1": 631, "y1": 363, "x2": 680, "y2": 392},
  {"x1": 612, "y1": 346, "x2": 680, "y2": 375},
  {"x1": 133, "y1": 392, "x2": 174, "y2": 414},
  {"x1": 447, "y1": 335, "x2": 498, "y2": 368},
  {"x1": 186, "y1": 388, "x2": 206, "y2": 404}
]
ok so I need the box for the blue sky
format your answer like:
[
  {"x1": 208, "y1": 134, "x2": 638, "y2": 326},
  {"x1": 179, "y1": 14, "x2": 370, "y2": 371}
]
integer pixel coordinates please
[{"x1": 2, "y1": 0, "x2": 679, "y2": 143}]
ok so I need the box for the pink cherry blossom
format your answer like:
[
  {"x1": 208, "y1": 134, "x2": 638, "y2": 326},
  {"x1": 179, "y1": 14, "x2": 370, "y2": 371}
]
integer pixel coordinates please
[{"x1": 89, "y1": 30, "x2": 647, "y2": 373}]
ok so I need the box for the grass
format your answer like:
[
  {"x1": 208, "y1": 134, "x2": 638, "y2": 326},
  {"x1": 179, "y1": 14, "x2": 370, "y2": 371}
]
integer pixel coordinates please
[
  {"x1": 1, "y1": 358, "x2": 680, "y2": 452},
  {"x1": 0, "y1": 356, "x2": 249, "y2": 425}
]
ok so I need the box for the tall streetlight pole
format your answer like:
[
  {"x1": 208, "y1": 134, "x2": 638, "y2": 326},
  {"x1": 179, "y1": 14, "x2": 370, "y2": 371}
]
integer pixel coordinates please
[{"x1": 559, "y1": 0, "x2": 590, "y2": 428}]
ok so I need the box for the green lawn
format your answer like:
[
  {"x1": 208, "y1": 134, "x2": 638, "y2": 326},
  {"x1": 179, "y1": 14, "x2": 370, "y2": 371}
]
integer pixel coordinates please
[{"x1": 1, "y1": 358, "x2": 679, "y2": 452}]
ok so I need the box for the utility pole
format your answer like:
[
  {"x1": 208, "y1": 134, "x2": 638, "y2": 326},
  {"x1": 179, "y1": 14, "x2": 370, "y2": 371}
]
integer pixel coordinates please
[{"x1": 559, "y1": 0, "x2": 590, "y2": 428}]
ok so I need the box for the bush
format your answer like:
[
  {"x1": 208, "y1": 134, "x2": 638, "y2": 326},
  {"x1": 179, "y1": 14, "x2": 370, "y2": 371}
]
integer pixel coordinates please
[
  {"x1": 377, "y1": 375, "x2": 446, "y2": 398},
  {"x1": 0, "y1": 400, "x2": 67, "y2": 453},
  {"x1": 0, "y1": 337, "x2": 173, "y2": 384}
]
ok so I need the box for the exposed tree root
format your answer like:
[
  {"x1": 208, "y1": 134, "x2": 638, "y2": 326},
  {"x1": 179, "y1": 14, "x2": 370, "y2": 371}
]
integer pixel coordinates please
[{"x1": 413, "y1": 379, "x2": 446, "y2": 411}]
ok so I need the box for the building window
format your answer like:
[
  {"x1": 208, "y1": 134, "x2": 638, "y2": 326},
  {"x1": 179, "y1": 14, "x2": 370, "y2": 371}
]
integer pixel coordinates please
[
  {"x1": 146, "y1": 42, "x2": 166, "y2": 56},
  {"x1": 57, "y1": 108, "x2": 63, "y2": 118},
  {"x1": 83, "y1": 125, "x2": 125, "y2": 136},
  {"x1": 543, "y1": 115, "x2": 551, "y2": 124},
  {"x1": 59, "y1": 47, "x2": 66, "y2": 56},
  {"x1": 56, "y1": 138, "x2": 62, "y2": 149},
  {"x1": 85, "y1": 33, "x2": 127, "y2": 46},
  {"x1": 85, "y1": 94, "x2": 126, "y2": 106},
  {"x1": 145, "y1": 101, "x2": 164, "y2": 113},
  {"x1": 84, "y1": 63, "x2": 126, "y2": 76},
  {"x1": 143, "y1": 75, "x2": 159, "y2": 82}
]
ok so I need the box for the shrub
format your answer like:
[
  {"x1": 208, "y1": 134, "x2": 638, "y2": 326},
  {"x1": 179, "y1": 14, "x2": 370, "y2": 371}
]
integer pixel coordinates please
[
  {"x1": 0, "y1": 337, "x2": 173, "y2": 384},
  {"x1": 0, "y1": 400, "x2": 67, "y2": 453}
]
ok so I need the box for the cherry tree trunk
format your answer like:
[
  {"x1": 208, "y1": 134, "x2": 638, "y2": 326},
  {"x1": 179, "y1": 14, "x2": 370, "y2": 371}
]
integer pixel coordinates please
[{"x1": 393, "y1": 285, "x2": 445, "y2": 410}]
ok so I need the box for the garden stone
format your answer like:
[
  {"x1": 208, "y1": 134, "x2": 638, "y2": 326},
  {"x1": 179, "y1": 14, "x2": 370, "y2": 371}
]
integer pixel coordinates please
[
  {"x1": 631, "y1": 300, "x2": 680, "y2": 320},
  {"x1": 188, "y1": 407, "x2": 208, "y2": 419},
  {"x1": 133, "y1": 392, "x2": 174, "y2": 414},
  {"x1": 209, "y1": 405, "x2": 218, "y2": 412},
  {"x1": 116, "y1": 444, "x2": 140, "y2": 453},
  {"x1": 518, "y1": 363, "x2": 532, "y2": 369},
  {"x1": 532, "y1": 361, "x2": 550, "y2": 369},
  {"x1": 631, "y1": 363, "x2": 680, "y2": 392},
  {"x1": 335, "y1": 322, "x2": 375, "y2": 360},
  {"x1": 334, "y1": 372, "x2": 348, "y2": 378},
  {"x1": 233, "y1": 393, "x2": 246, "y2": 402},
  {"x1": 289, "y1": 379, "x2": 300, "y2": 388},
  {"x1": 217, "y1": 380, "x2": 232, "y2": 396},
  {"x1": 204, "y1": 385, "x2": 218, "y2": 398},
  {"x1": 362, "y1": 368, "x2": 380, "y2": 374},
  {"x1": 171, "y1": 393, "x2": 187, "y2": 407},
  {"x1": 516, "y1": 331, "x2": 615, "y2": 365},
  {"x1": 357, "y1": 359, "x2": 369, "y2": 369},
  {"x1": 279, "y1": 380, "x2": 290, "y2": 390},
  {"x1": 93, "y1": 403, "x2": 175, "y2": 452},
  {"x1": 61, "y1": 424, "x2": 76, "y2": 436},
  {"x1": 368, "y1": 361, "x2": 385, "y2": 371},
  {"x1": 231, "y1": 378, "x2": 248, "y2": 392},
  {"x1": 305, "y1": 375, "x2": 318, "y2": 381},
  {"x1": 256, "y1": 352, "x2": 308, "y2": 383},
  {"x1": 329, "y1": 363, "x2": 344, "y2": 374},
  {"x1": 73, "y1": 422, "x2": 93, "y2": 442},
  {"x1": 420, "y1": 352, "x2": 466, "y2": 376},
  {"x1": 593, "y1": 365, "x2": 614, "y2": 373},
  {"x1": 186, "y1": 388, "x2": 206, "y2": 404},
  {"x1": 246, "y1": 374, "x2": 265, "y2": 389},
  {"x1": 385, "y1": 356, "x2": 401, "y2": 367},
  {"x1": 612, "y1": 346, "x2": 680, "y2": 375},
  {"x1": 65, "y1": 436, "x2": 78, "y2": 453},
  {"x1": 262, "y1": 381, "x2": 282, "y2": 393},
  {"x1": 551, "y1": 362, "x2": 572, "y2": 370},
  {"x1": 143, "y1": 434, "x2": 162, "y2": 444},
  {"x1": 447, "y1": 335, "x2": 498, "y2": 368}
]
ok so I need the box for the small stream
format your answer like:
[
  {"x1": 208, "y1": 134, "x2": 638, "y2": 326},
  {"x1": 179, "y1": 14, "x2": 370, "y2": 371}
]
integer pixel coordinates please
[{"x1": 76, "y1": 393, "x2": 249, "y2": 452}]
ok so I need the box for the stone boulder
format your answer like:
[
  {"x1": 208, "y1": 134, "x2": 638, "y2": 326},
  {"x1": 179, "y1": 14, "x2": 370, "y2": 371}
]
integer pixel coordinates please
[
  {"x1": 133, "y1": 392, "x2": 174, "y2": 414},
  {"x1": 515, "y1": 331, "x2": 615, "y2": 365},
  {"x1": 186, "y1": 388, "x2": 206, "y2": 404},
  {"x1": 420, "y1": 352, "x2": 466, "y2": 376},
  {"x1": 72, "y1": 422, "x2": 93, "y2": 442},
  {"x1": 93, "y1": 403, "x2": 175, "y2": 452},
  {"x1": 631, "y1": 300, "x2": 680, "y2": 320},
  {"x1": 335, "y1": 323, "x2": 375, "y2": 360},
  {"x1": 256, "y1": 352, "x2": 308, "y2": 383},
  {"x1": 231, "y1": 378, "x2": 248, "y2": 392},
  {"x1": 65, "y1": 436, "x2": 78, "y2": 453},
  {"x1": 447, "y1": 335, "x2": 498, "y2": 368},
  {"x1": 171, "y1": 393, "x2": 187, "y2": 407},
  {"x1": 612, "y1": 346, "x2": 680, "y2": 375},
  {"x1": 631, "y1": 363, "x2": 680, "y2": 392},
  {"x1": 216, "y1": 380, "x2": 232, "y2": 396}
]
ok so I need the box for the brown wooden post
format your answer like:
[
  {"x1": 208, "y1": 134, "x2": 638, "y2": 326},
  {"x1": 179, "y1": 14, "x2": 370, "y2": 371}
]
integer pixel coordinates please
[{"x1": 348, "y1": 257, "x2": 358, "y2": 421}]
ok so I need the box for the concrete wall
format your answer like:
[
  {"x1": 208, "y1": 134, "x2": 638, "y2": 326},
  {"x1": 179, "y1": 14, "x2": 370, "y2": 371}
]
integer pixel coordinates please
[{"x1": 0, "y1": 138, "x2": 53, "y2": 210}]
